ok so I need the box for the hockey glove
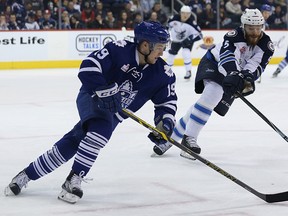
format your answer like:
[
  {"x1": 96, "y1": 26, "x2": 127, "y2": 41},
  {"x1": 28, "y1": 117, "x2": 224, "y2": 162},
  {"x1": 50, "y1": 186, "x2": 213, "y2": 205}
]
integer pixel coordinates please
[
  {"x1": 241, "y1": 70, "x2": 255, "y2": 96},
  {"x1": 182, "y1": 35, "x2": 195, "y2": 47},
  {"x1": 94, "y1": 83, "x2": 122, "y2": 113},
  {"x1": 148, "y1": 117, "x2": 174, "y2": 145},
  {"x1": 223, "y1": 71, "x2": 245, "y2": 98}
]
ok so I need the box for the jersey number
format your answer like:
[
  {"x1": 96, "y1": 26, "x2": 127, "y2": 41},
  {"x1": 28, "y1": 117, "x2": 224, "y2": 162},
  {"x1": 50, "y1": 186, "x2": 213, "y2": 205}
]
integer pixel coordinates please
[
  {"x1": 167, "y1": 83, "x2": 176, "y2": 97},
  {"x1": 95, "y1": 48, "x2": 109, "y2": 59}
]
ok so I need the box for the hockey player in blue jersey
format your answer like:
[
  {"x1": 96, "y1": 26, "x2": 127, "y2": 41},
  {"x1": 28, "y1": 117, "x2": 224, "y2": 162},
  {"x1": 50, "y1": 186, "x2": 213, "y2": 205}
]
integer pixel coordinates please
[
  {"x1": 151, "y1": 8, "x2": 274, "y2": 159},
  {"x1": 272, "y1": 48, "x2": 288, "y2": 77},
  {"x1": 4, "y1": 21, "x2": 177, "y2": 203},
  {"x1": 166, "y1": 5, "x2": 203, "y2": 79}
]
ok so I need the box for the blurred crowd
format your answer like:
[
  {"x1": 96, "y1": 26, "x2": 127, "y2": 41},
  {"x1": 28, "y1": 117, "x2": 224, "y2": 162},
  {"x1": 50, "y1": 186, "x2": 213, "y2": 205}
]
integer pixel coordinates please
[{"x1": 0, "y1": 0, "x2": 287, "y2": 31}]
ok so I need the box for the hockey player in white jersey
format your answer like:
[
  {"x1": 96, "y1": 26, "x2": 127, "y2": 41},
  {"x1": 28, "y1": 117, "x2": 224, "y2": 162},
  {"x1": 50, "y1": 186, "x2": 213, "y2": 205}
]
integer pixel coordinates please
[
  {"x1": 151, "y1": 8, "x2": 274, "y2": 158},
  {"x1": 166, "y1": 5, "x2": 203, "y2": 79}
]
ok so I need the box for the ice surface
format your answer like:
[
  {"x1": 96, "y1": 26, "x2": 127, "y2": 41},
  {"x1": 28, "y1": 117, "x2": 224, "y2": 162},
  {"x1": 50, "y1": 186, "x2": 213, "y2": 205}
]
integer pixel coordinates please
[{"x1": 1, "y1": 65, "x2": 288, "y2": 216}]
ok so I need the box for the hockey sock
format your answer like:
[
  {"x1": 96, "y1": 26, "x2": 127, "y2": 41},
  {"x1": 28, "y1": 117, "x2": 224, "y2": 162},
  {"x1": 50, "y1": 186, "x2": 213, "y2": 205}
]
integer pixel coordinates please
[{"x1": 72, "y1": 131, "x2": 108, "y2": 176}]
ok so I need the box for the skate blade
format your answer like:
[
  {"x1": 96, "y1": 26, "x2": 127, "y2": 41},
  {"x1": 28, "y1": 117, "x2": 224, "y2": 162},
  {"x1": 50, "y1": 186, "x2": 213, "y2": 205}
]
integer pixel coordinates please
[
  {"x1": 58, "y1": 189, "x2": 80, "y2": 204},
  {"x1": 180, "y1": 151, "x2": 196, "y2": 160},
  {"x1": 151, "y1": 153, "x2": 161, "y2": 157},
  {"x1": 4, "y1": 186, "x2": 15, "y2": 196}
]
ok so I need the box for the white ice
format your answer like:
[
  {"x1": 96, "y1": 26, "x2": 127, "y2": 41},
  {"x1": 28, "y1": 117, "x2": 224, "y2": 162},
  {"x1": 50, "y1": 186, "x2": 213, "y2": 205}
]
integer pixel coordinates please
[{"x1": 1, "y1": 65, "x2": 288, "y2": 216}]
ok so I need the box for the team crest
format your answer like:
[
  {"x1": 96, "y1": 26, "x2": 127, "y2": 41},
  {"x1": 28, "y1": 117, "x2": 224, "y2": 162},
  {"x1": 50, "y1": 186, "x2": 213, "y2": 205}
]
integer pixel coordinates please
[
  {"x1": 119, "y1": 80, "x2": 138, "y2": 108},
  {"x1": 226, "y1": 30, "x2": 238, "y2": 37}
]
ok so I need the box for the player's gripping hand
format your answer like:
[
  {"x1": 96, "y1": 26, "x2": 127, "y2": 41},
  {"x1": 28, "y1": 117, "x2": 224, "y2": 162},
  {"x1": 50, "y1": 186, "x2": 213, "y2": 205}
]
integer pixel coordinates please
[
  {"x1": 95, "y1": 83, "x2": 122, "y2": 113},
  {"x1": 223, "y1": 71, "x2": 245, "y2": 98},
  {"x1": 148, "y1": 118, "x2": 174, "y2": 145},
  {"x1": 241, "y1": 70, "x2": 255, "y2": 96},
  {"x1": 182, "y1": 35, "x2": 195, "y2": 47}
]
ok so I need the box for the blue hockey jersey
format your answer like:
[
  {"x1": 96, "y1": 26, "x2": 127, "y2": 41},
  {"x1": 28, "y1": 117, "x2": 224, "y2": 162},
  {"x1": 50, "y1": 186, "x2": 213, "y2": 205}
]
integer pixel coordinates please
[{"x1": 78, "y1": 40, "x2": 177, "y2": 124}]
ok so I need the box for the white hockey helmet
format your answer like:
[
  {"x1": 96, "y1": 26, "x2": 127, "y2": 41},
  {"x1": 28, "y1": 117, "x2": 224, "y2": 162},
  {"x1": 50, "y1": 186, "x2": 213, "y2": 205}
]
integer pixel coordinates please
[
  {"x1": 241, "y1": 9, "x2": 264, "y2": 27},
  {"x1": 180, "y1": 5, "x2": 191, "y2": 13}
]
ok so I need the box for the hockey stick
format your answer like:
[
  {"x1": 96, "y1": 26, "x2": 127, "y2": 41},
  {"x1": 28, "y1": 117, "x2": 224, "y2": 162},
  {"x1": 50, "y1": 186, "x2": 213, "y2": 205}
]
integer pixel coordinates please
[
  {"x1": 122, "y1": 108, "x2": 288, "y2": 203},
  {"x1": 238, "y1": 94, "x2": 288, "y2": 142}
]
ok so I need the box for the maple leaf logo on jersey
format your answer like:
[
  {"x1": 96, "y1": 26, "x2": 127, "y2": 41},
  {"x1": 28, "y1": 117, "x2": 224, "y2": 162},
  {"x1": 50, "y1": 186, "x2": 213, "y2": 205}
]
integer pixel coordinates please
[
  {"x1": 164, "y1": 65, "x2": 173, "y2": 77},
  {"x1": 113, "y1": 40, "x2": 127, "y2": 47},
  {"x1": 119, "y1": 80, "x2": 138, "y2": 108}
]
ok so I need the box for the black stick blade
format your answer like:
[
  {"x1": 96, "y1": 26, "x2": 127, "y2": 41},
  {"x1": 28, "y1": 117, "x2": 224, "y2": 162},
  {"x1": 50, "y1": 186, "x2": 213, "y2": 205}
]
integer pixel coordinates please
[{"x1": 265, "y1": 191, "x2": 288, "y2": 203}]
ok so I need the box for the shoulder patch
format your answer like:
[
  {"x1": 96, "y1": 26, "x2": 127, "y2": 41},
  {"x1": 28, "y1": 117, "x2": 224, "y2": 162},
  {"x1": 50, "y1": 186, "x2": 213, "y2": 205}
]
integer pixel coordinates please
[
  {"x1": 164, "y1": 65, "x2": 173, "y2": 77},
  {"x1": 267, "y1": 41, "x2": 275, "y2": 52},
  {"x1": 226, "y1": 30, "x2": 238, "y2": 37},
  {"x1": 112, "y1": 40, "x2": 127, "y2": 47}
]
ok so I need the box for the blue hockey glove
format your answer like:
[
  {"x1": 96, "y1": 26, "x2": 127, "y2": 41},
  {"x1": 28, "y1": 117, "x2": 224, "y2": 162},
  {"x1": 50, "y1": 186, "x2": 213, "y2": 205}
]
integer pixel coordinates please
[
  {"x1": 148, "y1": 117, "x2": 175, "y2": 145},
  {"x1": 182, "y1": 35, "x2": 195, "y2": 47},
  {"x1": 241, "y1": 70, "x2": 255, "y2": 96},
  {"x1": 94, "y1": 83, "x2": 122, "y2": 113},
  {"x1": 223, "y1": 71, "x2": 245, "y2": 98}
]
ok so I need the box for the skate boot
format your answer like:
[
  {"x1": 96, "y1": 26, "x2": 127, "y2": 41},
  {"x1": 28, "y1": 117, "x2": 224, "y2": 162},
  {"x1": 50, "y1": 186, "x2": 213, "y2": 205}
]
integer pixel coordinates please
[
  {"x1": 4, "y1": 170, "x2": 30, "y2": 196},
  {"x1": 153, "y1": 142, "x2": 173, "y2": 156},
  {"x1": 184, "y1": 71, "x2": 191, "y2": 79},
  {"x1": 58, "y1": 170, "x2": 84, "y2": 204},
  {"x1": 272, "y1": 68, "x2": 281, "y2": 78},
  {"x1": 180, "y1": 135, "x2": 201, "y2": 160}
]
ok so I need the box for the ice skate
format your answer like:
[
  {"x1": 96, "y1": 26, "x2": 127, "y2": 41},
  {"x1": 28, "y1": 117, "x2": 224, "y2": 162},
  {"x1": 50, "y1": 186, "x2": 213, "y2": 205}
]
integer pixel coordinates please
[
  {"x1": 272, "y1": 68, "x2": 281, "y2": 78},
  {"x1": 4, "y1": 170, "x2": 30, "y2": 196},
  {"x1": 58, "y1": 171, "x2": 84, "y2": 204},
  {"x1": 184, "y1": 71, "x2": 191, "y2": 79},
  {"x1": 152, "y1": 142, "x2": 173, "y2": 156},
  {"x1": 180, "y1": 135, "x2": 201, "y2": 160}
]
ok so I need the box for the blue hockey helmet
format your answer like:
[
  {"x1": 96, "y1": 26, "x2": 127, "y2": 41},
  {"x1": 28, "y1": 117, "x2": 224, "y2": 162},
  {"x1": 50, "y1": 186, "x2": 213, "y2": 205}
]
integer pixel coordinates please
[
  {"x1": 134, "y1": 21, "x2": 170, "y2": 46},
  {"x1": 261, "y1": 4, "x2": 272, "y2": 12}
]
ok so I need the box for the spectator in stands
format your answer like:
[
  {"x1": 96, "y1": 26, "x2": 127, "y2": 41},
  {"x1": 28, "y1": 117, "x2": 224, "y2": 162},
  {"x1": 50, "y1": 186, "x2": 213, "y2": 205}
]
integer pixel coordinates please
[
  {"x1": 140, "y1": 0, "x2": 155, "y2": 20},
  {"x1": 24, "y1": 10, "x2": 40, "y2": 30},
  {"x1": 11, "y1": 0, "x2": 26, "y2": 29},
  {"x1": 61, "y1": 10, "x2": 71, "y2": 29},
  {"x1": 261, "y1": 4, "x2": 272, "y2": 29},
  {"x1": 66, "y1": 0, "x2": 80, "y2": 17},
  {"x1": 130, "y1": 0, "x2": 143, "y2": 16},
  {"x1": 72, "y1": 0, "x2": 81, "y2": 13},
  {"x1": 116, "y1": 10, "x2": 132, "y2": 29},
  {"x1": 93, "y1": 12, "x2": 108, "y2": 29},
  {"x1": 104, "y1": 10, "x2": 117, "y2": 29},
  {"x1": 241, "y1": 0, "x2": 254, "y2": 11},
  {"x1": 7, "y1": 13, "x2": 20, "y2": 30},
  {"x1": 268, "y1": 4, "x2": 287, "y2": 29},
  {"x1": 189, "y1": 0, "x2": 204, "y2": 17},
  {"x1": 0, "y1": 12, "x2": 9, "y2": 30},
  {"x1": 198, "y1": 3, "x2": 217, "y2": 29},
  {"x1": 0, "y1": 0, "x2": 7, "y2": 13},
  {"x1": 70, "y1": 14, "x2": 84, "y2": 29},
  {"x1": 225, "y1": 0, "x2": 242, "y2": 27},
  {"x1": 35, "y1": 9, "x2": 43, "y2": 23},
  {"x1": 39, "y1": 9, "x2": 57, "y2": 29},
  {"x1": 147, "y1": 11, "x2": 158, "y2": 22},
  {"x1": 95, "y1": 1, "x2": 107, "y2": 19},
  {"x1": 132, "y1": 12, "x2": 143, "y2": 28},
  {"x1": 30, "y1": 0, "x2": 44, "y2": 11},
  {"x1": 149, "y1": 2, "x2": 167, "y2": 25},
  {"x1": 81, "y1": 4, "x2": 95, "y2": 29},
  {"x1": 4, "y1": 5, "x2": 12, "y2": 22}
]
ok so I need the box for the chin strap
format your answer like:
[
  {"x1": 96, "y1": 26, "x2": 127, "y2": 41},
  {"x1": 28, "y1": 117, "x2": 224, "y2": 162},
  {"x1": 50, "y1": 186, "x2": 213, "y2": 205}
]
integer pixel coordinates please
[{"x1": 137, "y1": 42, "x2": 154, "y2": 64}]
